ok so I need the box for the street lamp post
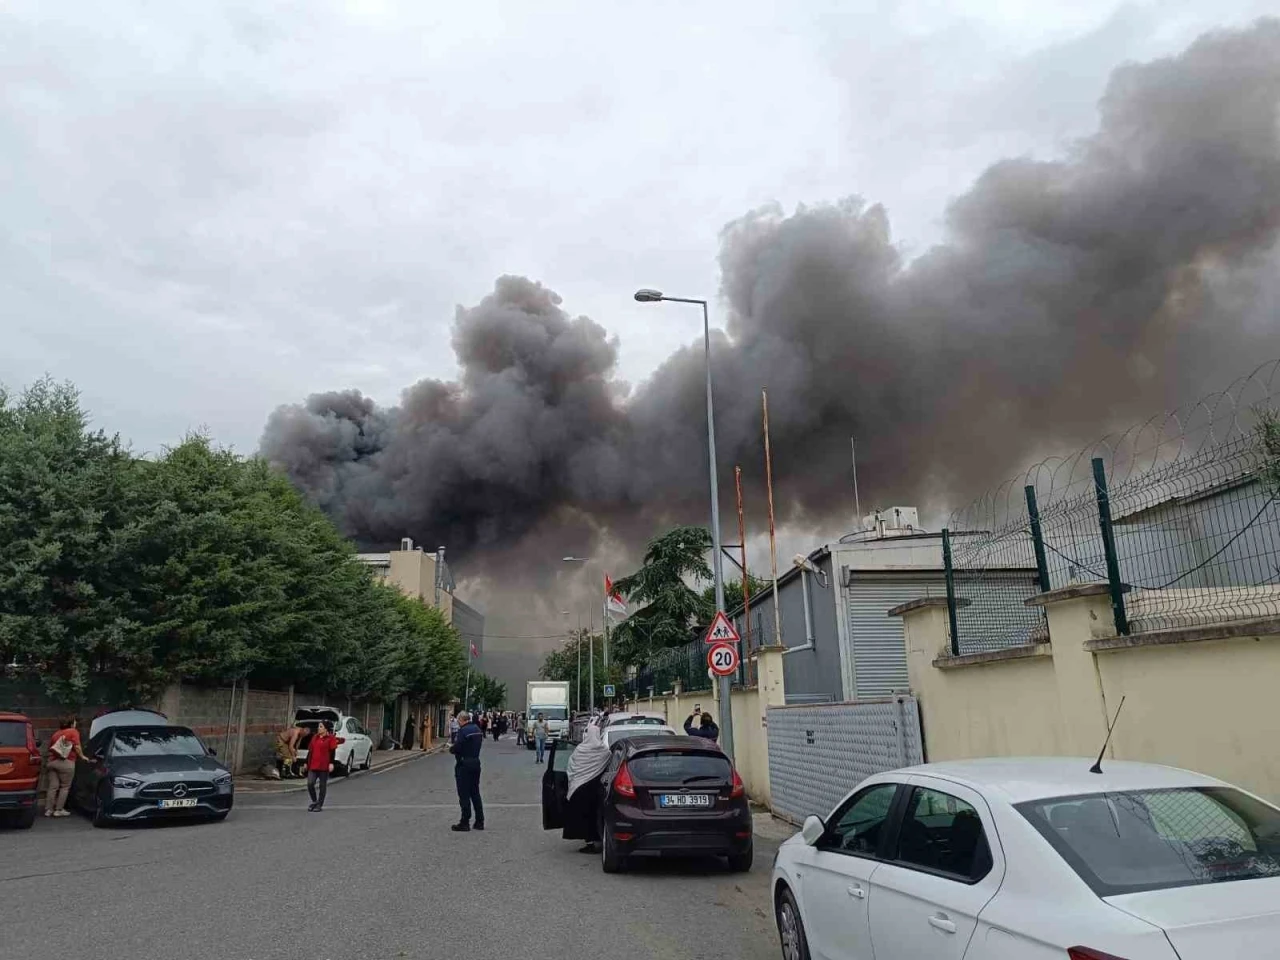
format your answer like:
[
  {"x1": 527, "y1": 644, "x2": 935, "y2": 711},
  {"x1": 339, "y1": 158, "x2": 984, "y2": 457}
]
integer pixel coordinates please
[
  {"x1": 562, "y1": 556, "x2": 594, "y2": 711},
  {"x1": 634, "y1": 288, "x2": 734, "y2": 760}
]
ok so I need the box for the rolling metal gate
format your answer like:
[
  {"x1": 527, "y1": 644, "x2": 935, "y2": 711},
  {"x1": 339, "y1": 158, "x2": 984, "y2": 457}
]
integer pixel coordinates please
[{"x1": 766, "y1": 696, "x2": 923, "y2": 825}]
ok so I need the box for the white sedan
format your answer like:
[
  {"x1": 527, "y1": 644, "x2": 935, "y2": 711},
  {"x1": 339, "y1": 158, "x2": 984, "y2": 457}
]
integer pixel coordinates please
[
  {"x1": 771, "y1": 757, "x2": 1280, "y2": 960},
  {"x1": 603, "y1": 723, "x2": 677, "y2": 748}
]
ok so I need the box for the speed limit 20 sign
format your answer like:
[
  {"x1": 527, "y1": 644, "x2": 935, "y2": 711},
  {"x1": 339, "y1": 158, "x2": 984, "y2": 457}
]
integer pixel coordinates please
[{"x1": 707, "y1": 642, "x2": 740, "y2": 677}]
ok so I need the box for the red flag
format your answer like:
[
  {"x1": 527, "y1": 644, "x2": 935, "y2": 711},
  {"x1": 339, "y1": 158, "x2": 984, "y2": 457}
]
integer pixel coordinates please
[
  {"x1": 470, "y1": 642, "x2": 479, "y2": 660},
  {"x1": 604, "y1": 575, "x2": 628, "y2": 618}
]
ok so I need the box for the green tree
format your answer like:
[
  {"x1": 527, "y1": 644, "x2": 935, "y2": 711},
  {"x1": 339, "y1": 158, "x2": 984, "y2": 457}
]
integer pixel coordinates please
[
  {"x1": 0, "y1": 379, "x2": 469, "y2": 709},
  {"x1": 0, "y1": 379, "x2": 140, "y2": 702},
  {"x1": 610, "y1": 526, "x2": 714, "y2": 656},
  {"x1": 463, "y1": 672, "x2": 507, "y2": 711},
  {"x1": 537, "y1": 628, "x2": 625, "y2": 708}
]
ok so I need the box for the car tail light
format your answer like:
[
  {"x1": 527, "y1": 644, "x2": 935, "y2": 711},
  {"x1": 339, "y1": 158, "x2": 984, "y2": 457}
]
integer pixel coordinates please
[
  {"x1": 613, "y1": 761, "x2": 636, "y2": 799},
  {"x1": 1069, "y1": 949, "x2": 1129, "y2": 960},
  {"x1": 26, "y1": 723, "x2": 40, "y2": 763},
  {"x1": 729, "y1": 769, "x2": 745, "y2": 799},
  {"x1": 613, "y1": 832, "x2": 635, "y2": 842}
]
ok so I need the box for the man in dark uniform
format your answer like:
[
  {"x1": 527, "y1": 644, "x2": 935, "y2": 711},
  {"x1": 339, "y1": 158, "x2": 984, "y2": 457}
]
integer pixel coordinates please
[{"x1": 449, "y1": 711, "x2": 485, "y2": 832}]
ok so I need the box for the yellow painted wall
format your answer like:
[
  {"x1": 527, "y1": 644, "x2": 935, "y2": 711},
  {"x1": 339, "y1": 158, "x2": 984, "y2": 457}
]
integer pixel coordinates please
[
  {"x1": 902, "y1": 595, "x2": 1280, "y2": 804},
  {"x1": 1097, "y1": 636, "x2": 1280, "y2": 803}
]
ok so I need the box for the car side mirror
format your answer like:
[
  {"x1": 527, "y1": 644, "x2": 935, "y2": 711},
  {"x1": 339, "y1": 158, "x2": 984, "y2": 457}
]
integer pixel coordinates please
[
  {"x1": 208, "y1": 747, "x2": 217, "y2": 756},
  {"x1": 801, "y1": 815, "x2": 826, "y2": 846}
]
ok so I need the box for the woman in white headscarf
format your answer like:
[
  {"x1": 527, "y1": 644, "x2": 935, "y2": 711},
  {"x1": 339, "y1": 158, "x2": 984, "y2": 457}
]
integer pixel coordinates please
[{"x1": 564, "y1": 717, "x2": 612, "y2": 852}]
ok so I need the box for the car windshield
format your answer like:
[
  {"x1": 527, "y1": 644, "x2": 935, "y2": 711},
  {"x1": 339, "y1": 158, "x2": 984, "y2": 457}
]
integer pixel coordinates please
[
  {"x1": 0, "y1": 720, "x2": 27, "y2": 747},
  {"x1": 111, "y1": 728, "x2": 208, "y2": 758},
  {"x1": 532, "y1": 708, "x2": 567, "y2": 720},
  {"x1": 1018, "y1": 787, "x2": 1280, "y2": 896},
  {"x1": 628, "y1": 751, "x2": 730, "y2": 784}
]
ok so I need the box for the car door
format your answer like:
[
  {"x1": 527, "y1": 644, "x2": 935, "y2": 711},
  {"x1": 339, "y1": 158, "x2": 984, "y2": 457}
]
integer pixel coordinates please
[
  {"x1": 74, "y1": 731, "x2": 112, "y2": 808},
  {"x1": 541, "y1": 740, "x2": 568, "y2": 830},
  {"x1": 868, "y1": 777, "x2": 1005, "y2": 960},
  {"x1": 794, "y1": 781, "x2": 903, "y2": 960},
  {"x1": 343, "y1": 718, "x2": 362, "y2": 766}
]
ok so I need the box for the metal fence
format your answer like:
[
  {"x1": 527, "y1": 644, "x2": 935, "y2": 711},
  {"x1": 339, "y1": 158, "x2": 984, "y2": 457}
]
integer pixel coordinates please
[
  {"x1": 766, "y1": 696, "x2": 923, "y2": 825},
  {"x1": 631, "y1": 638, "x2": 708, "y2": 697},
  {"x1": 945, "y1": 360, "x2": 1280, "y2": 648}
]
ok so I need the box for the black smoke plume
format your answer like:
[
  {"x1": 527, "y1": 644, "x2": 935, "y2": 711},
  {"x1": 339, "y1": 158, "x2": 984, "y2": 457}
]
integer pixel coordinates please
[{"x1": 263, "y1": 21, "x2": 1280, "y2": 569}]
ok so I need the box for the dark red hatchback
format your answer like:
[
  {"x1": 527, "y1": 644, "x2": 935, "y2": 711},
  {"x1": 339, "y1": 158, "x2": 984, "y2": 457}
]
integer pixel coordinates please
[{"x1": 0, "y1": 711, "x2": 42, "y2": 829}]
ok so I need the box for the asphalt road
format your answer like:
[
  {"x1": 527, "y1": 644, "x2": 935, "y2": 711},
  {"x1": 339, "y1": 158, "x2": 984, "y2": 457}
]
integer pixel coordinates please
[{"x1": 2, "y1": 735, "x2": 782, "y2": 960}]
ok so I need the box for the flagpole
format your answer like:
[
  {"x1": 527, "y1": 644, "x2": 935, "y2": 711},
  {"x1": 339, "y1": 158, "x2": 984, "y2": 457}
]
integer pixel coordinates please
[{"x1": 602, "y1": 575, "x2": 610, "y2": 673}]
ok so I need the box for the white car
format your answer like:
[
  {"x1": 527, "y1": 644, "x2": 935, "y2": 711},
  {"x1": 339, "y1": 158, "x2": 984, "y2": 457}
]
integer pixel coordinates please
[
  {"x1": 293, "y1": 706, "x2": 374, "y2": 777},
  {"x1": 771, "y1": 757, "x2": 1280, "y2": 960},
  {"x1": 604, "y1": 712, "x2": 668, "y2": 728},
  {"x1": 602, "y1": 723, "x2": 677, "y2": 748}
]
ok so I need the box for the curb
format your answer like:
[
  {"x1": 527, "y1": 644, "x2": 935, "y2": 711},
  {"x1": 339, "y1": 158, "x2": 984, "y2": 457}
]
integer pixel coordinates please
[{"x1": 235, "y1": 743, "x2": 446, "y2": 794}]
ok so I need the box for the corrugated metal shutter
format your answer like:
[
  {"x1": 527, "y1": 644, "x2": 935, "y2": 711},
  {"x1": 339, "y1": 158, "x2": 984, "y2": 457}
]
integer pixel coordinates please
[{"x1": 846, "y1": 578, "x2": 939, "y2": 697}]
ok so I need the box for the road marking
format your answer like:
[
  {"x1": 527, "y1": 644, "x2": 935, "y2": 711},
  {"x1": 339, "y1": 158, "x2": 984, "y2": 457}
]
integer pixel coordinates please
[{"x1": 234, "y1": 802, "x2": 541, "y2": 810}]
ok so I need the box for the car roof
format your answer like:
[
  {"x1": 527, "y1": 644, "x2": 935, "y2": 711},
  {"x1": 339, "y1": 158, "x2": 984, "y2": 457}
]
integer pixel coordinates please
[
  {"x1": 621, "y1": 734, "x2": 725, "y2": 756},
  {"x1": 606, "y1": 724, "x2": 676, "y2": 740},
  {"x1": 892, "y1": 757, "x2": 1225, "y2": 804},
  {"x1": 0, "y1": 711, "x2": 30, "y2": 722},
  {"x1": 608, "y1": 711, "x2": 665, "y2": 723}
]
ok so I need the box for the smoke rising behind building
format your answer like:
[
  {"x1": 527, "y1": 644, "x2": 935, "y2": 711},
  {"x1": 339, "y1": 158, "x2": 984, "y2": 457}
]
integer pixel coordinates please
[{"x1": 262, "y1": 21, "x2": 1280, "y2": 593}]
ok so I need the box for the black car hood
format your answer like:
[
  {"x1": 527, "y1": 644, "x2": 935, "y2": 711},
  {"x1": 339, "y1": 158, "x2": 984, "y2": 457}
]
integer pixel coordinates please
[{"x1": 109, "y1": 755, "x2": 227, "y2": 778}]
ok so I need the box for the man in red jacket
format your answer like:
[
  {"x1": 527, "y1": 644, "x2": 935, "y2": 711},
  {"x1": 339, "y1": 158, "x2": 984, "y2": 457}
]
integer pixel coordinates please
[{"x1": 306, "y1": 720, "x2": 345, "y2": 812}]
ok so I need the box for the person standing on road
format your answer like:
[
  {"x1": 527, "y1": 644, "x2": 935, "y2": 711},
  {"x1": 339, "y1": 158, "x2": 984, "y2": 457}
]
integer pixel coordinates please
[
  {"x1": 448, "y1": 712, "x2": 459, "y2": 745},
  {"x1": 449, "y1": 711, "x2": 484, "y2": 832},
  {"x1": 684, "y1": 711, "x2": 720, "y2": 742},
  {"x1": 305, "y1": 720, "x2": 345, "y2": 813},
  {"x1": 402, "y1": 715, "x2": 416, "y2": 751},
  {"x1": 515, "y1": 713, "x2": 527, "y2": 746},
  {"x1": 44, "y1": 715, "x2": 89, "y2": 818},
  {"x1": 533, "y1": 713, "x2": 549, "y2": 764}
]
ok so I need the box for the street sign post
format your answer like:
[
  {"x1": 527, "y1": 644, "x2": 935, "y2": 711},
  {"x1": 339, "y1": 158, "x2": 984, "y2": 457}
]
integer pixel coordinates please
[
  {"x1": 602, "y1": 684, "x2": 615, "y2": 697},
  {"x1": 707, "y1": 642, "x2": 739, "y2": 676},
  {"x1": 704, "y1": 611, "x2": 741, "y2": 644}
]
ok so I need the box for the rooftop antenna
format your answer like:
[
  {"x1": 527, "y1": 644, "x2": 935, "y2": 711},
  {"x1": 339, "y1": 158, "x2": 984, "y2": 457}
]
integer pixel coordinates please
[
  {"x1": 851, "y1": 438, "x2": 862, "y2": 527},
  {"x1": 1089, "y1": 695, "x2": 1126, "y2": 774}
]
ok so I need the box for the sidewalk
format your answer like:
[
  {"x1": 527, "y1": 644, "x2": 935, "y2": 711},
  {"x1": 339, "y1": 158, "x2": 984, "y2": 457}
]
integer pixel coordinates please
[{"x1": 235, "y1": 742, "x2": 447, "y2": 794}]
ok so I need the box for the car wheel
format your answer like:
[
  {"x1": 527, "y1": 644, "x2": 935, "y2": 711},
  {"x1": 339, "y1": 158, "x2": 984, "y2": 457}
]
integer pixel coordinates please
[
  {"x1": 776, "y1": 887, "x2": 810, "y2": 960},
  {"x1": 600, "y1": 825, "x2": 626, "y2": 873},
  {"x1": 727, "y1": 841, "x2": 754, "y2": 872},
  {"x1": 91, "y1": 786, "x2": 111, "y2": 828},
  {"x1": 363, "y1": 746, "x2": 373, "y2": 771}
]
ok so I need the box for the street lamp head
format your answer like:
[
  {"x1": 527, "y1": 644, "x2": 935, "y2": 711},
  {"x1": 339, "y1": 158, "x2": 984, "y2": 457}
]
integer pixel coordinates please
[
  {"x1": 634, "y1": 288, "x2": 664, "y2": 303},
  {"x1": 562, "y1": 556, "x2": 589, "y2": 563}
]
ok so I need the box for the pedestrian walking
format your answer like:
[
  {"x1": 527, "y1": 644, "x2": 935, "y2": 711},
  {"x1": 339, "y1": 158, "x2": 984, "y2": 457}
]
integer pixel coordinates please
[
  {"x1": 448, "y1": 712, "x2": 459, "y2": 745},
  {"x1": 44, "y1": 715, "x2": 90, "y2": 817},
  {"x1": 449, "y1": 711, "x2": 484, "y2": 832},
  {"x1": 515, "y1": 712, "x2": 527, "y2": 746},
  {"x1": 305, "y1": 720, "x2": 345, "y2": 812},
  {"x1": 683, "y1": 711, "x2": 720, "y2": 742},
  {"x1": 533, "y1": 712, "x2": 549, "y2": 764},
  {"x1": 402, "y1": 715, "x2": 416, "y2": 751}
]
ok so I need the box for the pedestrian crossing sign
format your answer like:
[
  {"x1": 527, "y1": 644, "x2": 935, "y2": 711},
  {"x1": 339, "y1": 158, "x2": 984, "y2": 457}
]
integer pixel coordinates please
[
  {"x1": 703, "y1": 611, "x2": 741, "y2": 644},
  {"x1": 603, "y1": 684, "x2": 615, "y2": 697}
]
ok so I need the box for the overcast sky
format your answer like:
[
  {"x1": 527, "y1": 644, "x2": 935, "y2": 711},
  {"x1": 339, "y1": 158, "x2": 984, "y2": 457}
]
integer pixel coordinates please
[{"x1": 2, "y1": 0, "x2": 1272, "y2": 456}]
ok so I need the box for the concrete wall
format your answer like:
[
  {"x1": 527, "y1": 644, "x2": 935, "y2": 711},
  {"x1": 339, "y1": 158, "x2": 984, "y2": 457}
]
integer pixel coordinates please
[
  {"x1": 2, "y1": 678, "x2": 385, "y2": 775},
  {"x1": 897, "y1": 588, "x2": 1280, "y2": 804}
]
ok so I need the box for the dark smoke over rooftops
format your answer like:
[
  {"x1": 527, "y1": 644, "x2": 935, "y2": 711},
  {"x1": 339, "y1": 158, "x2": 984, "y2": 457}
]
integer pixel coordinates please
[{"x1": 262, "y1": 20, "x2": 1280, "y2": 564}]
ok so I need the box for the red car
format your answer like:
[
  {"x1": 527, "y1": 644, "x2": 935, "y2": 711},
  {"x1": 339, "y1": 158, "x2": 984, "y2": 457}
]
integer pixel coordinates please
[{"x1": 0, "y1": 711, "x2": 42, "y2": 829}]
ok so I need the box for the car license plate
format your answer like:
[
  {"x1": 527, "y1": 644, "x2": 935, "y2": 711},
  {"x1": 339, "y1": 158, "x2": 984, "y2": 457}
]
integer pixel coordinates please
[
  {"x1": 658, "y1": 794, "x2": 712, "y2": 808},
  {"x1": 158, "y1": 798, "x2": 198, "y2": 809}
]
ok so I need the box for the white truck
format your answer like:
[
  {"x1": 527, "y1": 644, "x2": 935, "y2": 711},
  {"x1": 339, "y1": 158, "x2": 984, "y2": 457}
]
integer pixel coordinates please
[{"x1": 525, "y1": 680, "x2": 570, "y2": 749}]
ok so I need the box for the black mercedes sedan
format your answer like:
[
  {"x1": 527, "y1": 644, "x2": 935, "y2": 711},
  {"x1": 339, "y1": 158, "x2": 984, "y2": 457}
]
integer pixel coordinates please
[
  {"x1": 543, "y1": 734, "x2": 753, "y2": 873},
  {"x1": 72, "y1": 709, "x2": 233, "y2": 826}
]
